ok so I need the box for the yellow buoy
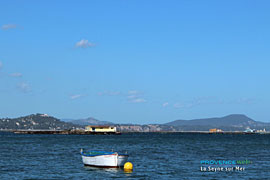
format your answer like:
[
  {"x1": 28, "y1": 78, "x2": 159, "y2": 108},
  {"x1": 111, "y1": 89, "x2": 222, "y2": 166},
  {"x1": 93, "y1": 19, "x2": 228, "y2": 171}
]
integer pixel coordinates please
[{"x1": 124, "y1": 162, "x2": 133, "y2": 171}]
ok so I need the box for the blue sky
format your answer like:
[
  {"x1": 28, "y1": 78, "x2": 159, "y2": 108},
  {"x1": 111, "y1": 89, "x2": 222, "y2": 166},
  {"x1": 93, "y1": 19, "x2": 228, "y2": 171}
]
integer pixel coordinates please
[{"x1": 0, "y1": 0, "x2": 270, "y2": 123}]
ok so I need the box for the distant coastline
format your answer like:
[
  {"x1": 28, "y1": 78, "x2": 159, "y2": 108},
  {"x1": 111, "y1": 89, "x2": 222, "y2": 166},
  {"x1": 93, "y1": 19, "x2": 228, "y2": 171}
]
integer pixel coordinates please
[
  {"x1": 1, "y1": 130, "x2": 270, "y2": 135},
  {"x1": 1, "y1": 113, "x2": 270, "y2": 133}
]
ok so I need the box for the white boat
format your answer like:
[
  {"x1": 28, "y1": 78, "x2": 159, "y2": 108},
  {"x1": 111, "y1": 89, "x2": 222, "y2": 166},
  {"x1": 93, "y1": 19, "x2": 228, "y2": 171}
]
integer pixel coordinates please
[{"x1": 81, "y1": 149, "x2": 129, "y2": 168}]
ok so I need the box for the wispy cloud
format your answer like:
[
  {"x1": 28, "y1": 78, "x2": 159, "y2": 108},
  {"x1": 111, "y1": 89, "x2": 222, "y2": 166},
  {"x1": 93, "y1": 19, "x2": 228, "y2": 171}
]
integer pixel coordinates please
[
  {"x1": 130, "y1": 98, "x2": 146, "y2": 103},
  {"x1": 128, "y1": 90, "x2": 140, "y2": 95},
  {"x1": 229, "y1": 98, "x2": 256, "y2": 105},
  {"x1": 10, "y1": 72, "x2": 23, "y2": 77},
  {"x1": 97, "y1": 89, "x2": 147, "y2": 103},
  {"x1": 17, "y1": 82, "x2": 31, "y2": 93},
  {"x1": 127, "y1": 90, "x2": 142, "y2": 98},
  {"x1": 127, "y1": 90, "x2": 146, "y2": 103},
  {"x1": 162, "y1": 102, "x2": 169, "y2": 107},
  {"x1": 75, "y1": 39, "x2": 95, "y2": 48},
  {"x1": 70, "y1": 94, "x2": 84, "y2": 100},
  {"x1": 1, "y1": 24, "x2": 17, "y2": 30}
]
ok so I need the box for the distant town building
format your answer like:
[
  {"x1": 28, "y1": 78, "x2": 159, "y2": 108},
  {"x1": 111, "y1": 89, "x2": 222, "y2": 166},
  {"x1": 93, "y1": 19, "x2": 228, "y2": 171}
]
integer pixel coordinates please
[
  {"x1": 209, "y1": 128, "x2": 223, "y2": 133},
  {"x1": 85, "y1": 125, "x2": 116, "y2": 133},
  {"x1": 256, "y1": 128, "x2": 266, "y2": 133},
  {"x1": 39, "y1": 113, "x2": 50, "y2": 117}
]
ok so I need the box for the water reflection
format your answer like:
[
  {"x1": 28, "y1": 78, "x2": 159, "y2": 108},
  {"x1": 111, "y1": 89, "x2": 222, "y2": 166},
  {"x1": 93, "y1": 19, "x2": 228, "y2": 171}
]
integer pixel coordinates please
[
  {"x1": 84, "y1": 166, "x2": 122, "y2": 173},
  {"x1": 84, "y1": 166, "x2": 134, "y2": 178}
]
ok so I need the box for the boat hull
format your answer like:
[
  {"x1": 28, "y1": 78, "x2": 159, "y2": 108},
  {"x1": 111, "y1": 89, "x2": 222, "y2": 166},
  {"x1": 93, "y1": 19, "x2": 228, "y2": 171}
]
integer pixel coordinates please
[{"x1": 82, "y1": 154, "x2": 128, "y2": 168}]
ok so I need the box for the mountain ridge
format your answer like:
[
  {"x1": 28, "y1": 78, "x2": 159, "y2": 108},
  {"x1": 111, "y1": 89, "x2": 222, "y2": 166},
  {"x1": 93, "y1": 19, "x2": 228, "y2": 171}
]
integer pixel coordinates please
[
  {"x1": 1, "y1": 113, "x2": 270, "y2": 131},
  {"x1": 162, "y1": 114, "x2": 270, "y2": 131},
  {"x1": 165, "y1": 114, "x2": 261, "y2": 126},
  {"x1": 63, "y1": 117, "x2": 114, "y2": 126}
]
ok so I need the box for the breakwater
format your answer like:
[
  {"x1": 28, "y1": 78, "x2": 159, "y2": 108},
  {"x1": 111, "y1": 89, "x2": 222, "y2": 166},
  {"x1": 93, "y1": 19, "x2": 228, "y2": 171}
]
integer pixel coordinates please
[
  {"x1": 12, "y1": 130, "x2": 121, "y2": 135},
  {"x1": 8, "y1": 130, "x2": 270, "y2": 135}
]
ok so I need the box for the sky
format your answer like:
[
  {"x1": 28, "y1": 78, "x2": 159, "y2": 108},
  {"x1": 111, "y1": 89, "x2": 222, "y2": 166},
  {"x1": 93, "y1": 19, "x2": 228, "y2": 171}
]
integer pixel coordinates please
[{"x1": 0, "y1": 0, "x2": 270, "y2": 124}]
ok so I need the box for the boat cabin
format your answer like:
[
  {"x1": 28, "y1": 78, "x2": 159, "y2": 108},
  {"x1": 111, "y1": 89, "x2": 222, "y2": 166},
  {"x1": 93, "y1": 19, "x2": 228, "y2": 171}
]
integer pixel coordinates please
[
  {"x1": 85, "y1": 125, "x2": 116, "y2": 133},
  {"x1": 209, "y1": 128, "x2": 223, "y2": 133}
]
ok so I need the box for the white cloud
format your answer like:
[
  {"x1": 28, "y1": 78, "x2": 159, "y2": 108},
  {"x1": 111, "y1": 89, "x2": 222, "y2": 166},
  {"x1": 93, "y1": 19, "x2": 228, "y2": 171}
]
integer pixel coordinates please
[
  {"x1": 75, "y1": 39, "x2": 95, "y2": 48},
  {"x1": 127, "y1": 90, "x2": 146, "y2": 103},
  {"x1": 128, "y1": 90, "x2": 139, "y2": 95},
  {"x1": 17, "y1": 82, "x2": 31, "y2": 93},
  {"x1": 2, "y1": 24, "x2": 17, "y2": 30},
  {"x1": 162, "y1": 102, "x2": 169, "y2": 107},
  {"x1": 130, "y1": 98, "x2": 146, "y2": 103},
  {"x1": 127, "y1": 90, "x2": 141, "y2": 99},
  {"x1": 10, "y1": 73, "x2": 23, "y2": 77},
  {"x1": 70, "y1": 94, "x2": 84, "y2": 100}
]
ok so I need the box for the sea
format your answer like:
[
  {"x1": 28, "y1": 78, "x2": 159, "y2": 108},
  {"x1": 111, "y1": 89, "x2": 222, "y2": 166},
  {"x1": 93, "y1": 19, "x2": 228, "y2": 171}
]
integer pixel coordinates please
[{"x1": 1, "y1": 132, "x2": 270, "y2": 180}]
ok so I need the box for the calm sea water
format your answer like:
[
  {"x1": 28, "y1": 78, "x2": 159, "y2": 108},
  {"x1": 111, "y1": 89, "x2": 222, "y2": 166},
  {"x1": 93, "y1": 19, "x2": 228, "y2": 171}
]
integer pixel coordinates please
[{"x1": 1, "y1": 132, "x2": 270, "y2": 180}]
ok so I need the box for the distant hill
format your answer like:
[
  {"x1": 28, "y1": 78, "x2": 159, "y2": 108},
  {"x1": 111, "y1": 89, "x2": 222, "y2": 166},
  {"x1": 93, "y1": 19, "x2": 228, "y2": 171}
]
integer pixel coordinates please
[
  {"x1": 164, "y1": 114, "x2": 270, "y2": 131},
  {"x1": 65, "y1": 117, "x2": 114, "y2": 126},
  {"x1": 0, "y1": 113, "x2": 81, "y2": 130},
  {"x1": 115, "y1": 114, "x2": 270, "y2": 132}
]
